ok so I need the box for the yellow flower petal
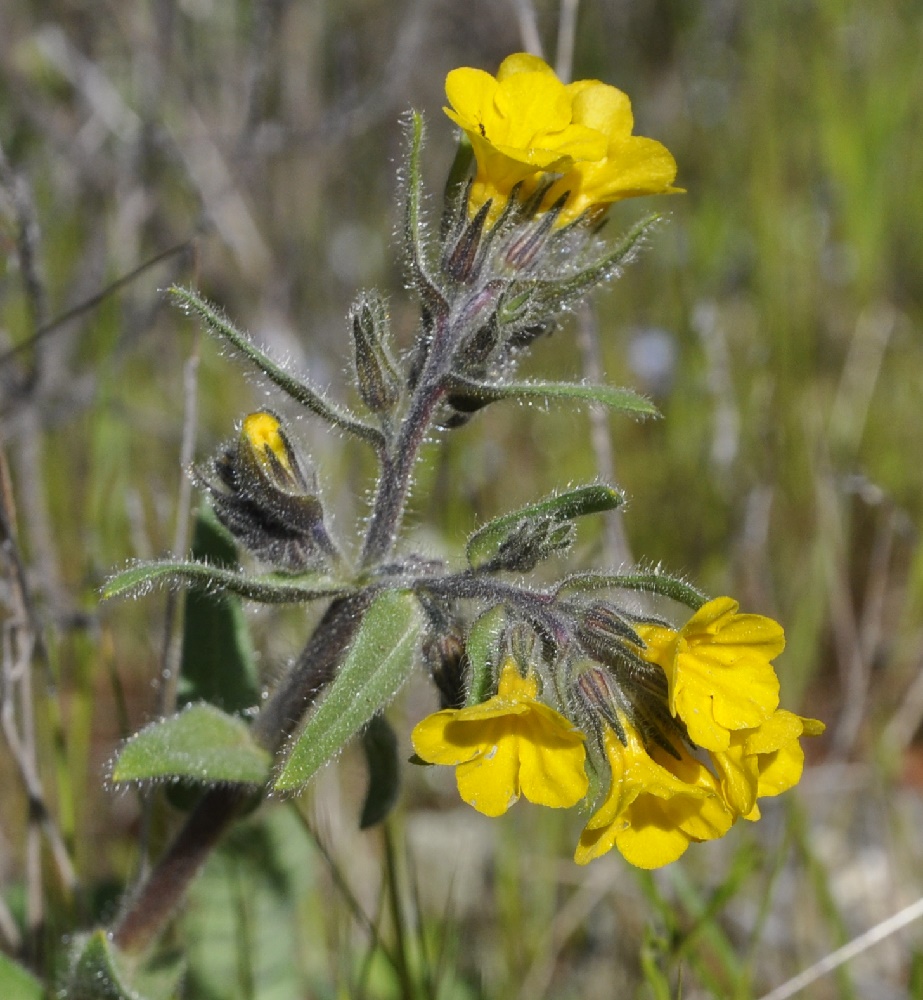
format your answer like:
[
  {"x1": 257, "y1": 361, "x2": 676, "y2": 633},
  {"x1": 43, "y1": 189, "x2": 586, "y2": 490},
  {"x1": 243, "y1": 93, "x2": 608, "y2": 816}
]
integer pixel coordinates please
[
  {"x1": 496, "y1": 52, "x2": 558, "y2": 81},
  {"x1": 455, "y1": 719, "x2": 522, "y2": 817},
  {"x1": 411, "y1": 659, "x2": 587, "y2": 817},
  {"x1": 443, "y1": 54, "x2": 679, "y2": 225},
  {"x1": 636, "y1": 597, "x2": 784, "y2": 751},
  {"x1": 710, "y1": 709, "x2": 825, "y2": 820},
  {"x1": 575, "y1": 722, "x2": 733, "y2": 868}
]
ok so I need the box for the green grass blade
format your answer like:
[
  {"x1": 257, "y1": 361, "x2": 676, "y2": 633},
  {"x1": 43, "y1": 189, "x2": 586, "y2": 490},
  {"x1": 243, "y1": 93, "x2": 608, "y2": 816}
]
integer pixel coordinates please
[{"x1": 0, "y1": 954, "x2": 43, "y2": 1000}]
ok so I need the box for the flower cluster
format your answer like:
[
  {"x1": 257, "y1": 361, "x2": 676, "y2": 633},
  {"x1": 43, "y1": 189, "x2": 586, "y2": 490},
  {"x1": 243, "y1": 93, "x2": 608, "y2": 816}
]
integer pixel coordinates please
[
  {"x1": 399, "y1": 56, "x2": 824, "y2": 869},
  {"x1": 412, "y1": 598, "x2": 823, "y2": 869},
  {"x1": 113, "y1": 53, "x2": 824, "y2": 896},
  {"x1": 445, "y1": 52, "x2": 681, "y2": 226}
]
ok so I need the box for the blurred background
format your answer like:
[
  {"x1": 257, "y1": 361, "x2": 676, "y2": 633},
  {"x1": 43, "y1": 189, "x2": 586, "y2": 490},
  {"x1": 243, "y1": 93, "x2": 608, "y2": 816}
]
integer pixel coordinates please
[{"x1": 1, "y1": 0, "x2": 922, "y2": 997}]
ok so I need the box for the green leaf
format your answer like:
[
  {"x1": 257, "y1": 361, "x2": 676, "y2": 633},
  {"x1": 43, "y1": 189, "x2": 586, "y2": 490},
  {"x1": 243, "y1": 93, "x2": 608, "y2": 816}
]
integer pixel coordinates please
[
  {"x1": 169, "y1": 286, "x2": 384, "y2": 448},
  {"x1": 464, "y1": 604, "x2": 507, "y2": 706},
  {"x1": 178, "y1": 508, "x2": 260, "y2": 713},
  {"x1": 274, "y1": 590, "x2": 423, "y2": 793},
  {"x1": 403, "y1": 111, "x2": 438, "y2": 296},
  {"x1": 556, "y1": 570, "x2": 708, "y2": 610},
  {"x1": 180, "y1": 810, "x2": 318, "y2": 1000},
  {"x1": 103, "y1": 560, "x2": 352, "y2": 604},
  {"x1": 442, "y1": 132, "x2": 475, "y2": 224},
  {"x1": 0, "y1": 953, "x2": 43, "y2": 1000},
  {"x1": 359, "y1": 713, "x2": 400, "y2": 829},
  {"x1": 67, "y1": 929, "x2": 149, "y2": 1000},
  {"x1": 111, "y1": 703, "x2": 271, "y2": 786},
  {"x1": 541, "y1": 212, "x2": 662, "y2": 304},
  {"x1": 443, "y1": 375, "x2": 659, "y2": 419},
  {"x1": 466, "y1": 484, "x2": 624, "y2": 569}
]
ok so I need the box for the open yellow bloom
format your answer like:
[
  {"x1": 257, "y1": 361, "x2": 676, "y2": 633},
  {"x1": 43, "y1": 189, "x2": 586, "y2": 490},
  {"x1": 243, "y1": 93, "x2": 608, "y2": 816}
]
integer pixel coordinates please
[
  {"x1": 575, "y1": 721, "x2": 733, "y2": 868},
  {"x1": 635, "y1": 598, "x2": 784, "y2": 752},
  {"x1": 411, "y1": 658, "x2": 588, "y2": 817},
  {"x1": 444, "y1": 53, "x2": 679, "y2": 225},
  {"x1": 710, "y1": 709, "x2": 826, "y2": 820},
  {"x1": 543, "y1": 80, "x2": 683, "y2": 222}
]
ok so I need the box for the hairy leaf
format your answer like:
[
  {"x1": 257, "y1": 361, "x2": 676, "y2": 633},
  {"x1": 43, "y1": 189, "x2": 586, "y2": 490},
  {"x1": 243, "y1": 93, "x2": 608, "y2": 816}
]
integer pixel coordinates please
[
  {"x1": 67, "y1": 930, "x2": 150, "y2": 1000},
  {"x1": 169, "y1": 286, "x2": 383, "y2": 447},
  {"x1": 103, "y1": 560, "x2": 352, "y2": 604},
  {"x1": 467, "y1": 484, "x2": 624, "y2": 569},
  {"x1": 111, "y1": 703, "x2": 271, "y2": 786},
  {"x1": 557, "y1": 570, "x2": 708, "y2": 610},
  {"x1": 274, "y1": 590, "x2": 422, "y2": 792},
  {"x1": 444, "y1": 375, "x2": 658, "y2": 418}
]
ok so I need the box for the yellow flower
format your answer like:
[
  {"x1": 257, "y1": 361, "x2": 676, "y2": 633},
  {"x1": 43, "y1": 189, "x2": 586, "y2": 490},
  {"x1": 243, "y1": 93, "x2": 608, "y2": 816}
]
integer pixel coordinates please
[
  {"x1": 544, "y1": 80, "x2": 683, "y2": 223},
  {"x1": 575, "y1": 721, "x2": 733, "y2": 868},
  {"x1": 710, "y1": 709, "x2": 826, "y2": 820},
  {"x1": 444, "y1": 53, "x2": 680, "y2": 225},
  {"x1": 411, "y1": 658, "x2": 588, "y2": 817},
  {"x1": 635, "y1": 597, "x2": 785, "y2": 752}
]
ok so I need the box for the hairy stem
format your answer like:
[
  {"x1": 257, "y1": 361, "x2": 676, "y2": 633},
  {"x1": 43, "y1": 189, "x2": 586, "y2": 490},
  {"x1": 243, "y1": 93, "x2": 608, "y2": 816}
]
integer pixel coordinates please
[
  {"x1": 111, "y1": 592, "x2": 371, "y2": 955},
  {"x1": 111, "y1": 785, "x2": 249, "y2": 954},
  {"x1": 112, "y1": 287, "x2": 456, "y2": 955},
  {"x1": 360, "y1": 380, "x2": 446, "y2": 569},
  {"x1": 360, "y1": 314, "x2": 452, "y2": 569}
]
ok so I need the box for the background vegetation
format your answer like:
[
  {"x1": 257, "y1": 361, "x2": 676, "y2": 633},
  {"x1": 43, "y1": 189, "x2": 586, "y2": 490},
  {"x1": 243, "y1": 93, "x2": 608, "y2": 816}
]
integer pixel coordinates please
[{"x1": 1, "y1": 0, "x2": 921, "y2": 997}]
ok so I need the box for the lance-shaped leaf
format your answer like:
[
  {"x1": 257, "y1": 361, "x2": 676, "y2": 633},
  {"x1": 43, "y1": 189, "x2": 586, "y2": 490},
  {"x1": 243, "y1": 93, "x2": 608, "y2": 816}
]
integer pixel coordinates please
[
  {"x1": 556, "y1": 569, "x2": 708, "y2": 610},
  {"x1": 179, "y1": 509, "x2": 260, "y2": 713},
  {"x1": 0, "y1": 954, "x2": 43, "y2": 1000},
  {"x1": 402, "y1": 111, "x2": 439, "y2": 300},
  {"x1": 111, "y1": 703, "x2": 271, "y2": 786},
  {"x1": 67, "y1": 930, "x2": 151, "y2": 1000},
  {"x1": 535, "y1": 212, "x2": 662, "y2": 307},
  {"x1": 443, "y1": 374, "x2": 658, "y2": 419},
  {"x1": 103, "y1": 560, "x2": 352, "y2": 604},
  {"x1": 467, "y1": 484, "x2": 624, "y2": 569},
  {"x1": 169, "y1": 286, "x2": 383, "y2": 448},
  {"x1": 464, "y1": 604, "x2": 507, "y2": 706},
  {"x1": 274, "y1": 590, "x2": 423, "y2": 793},
  {"x1": 359, "y1": 713, "x2": 400, "y2": 829}
]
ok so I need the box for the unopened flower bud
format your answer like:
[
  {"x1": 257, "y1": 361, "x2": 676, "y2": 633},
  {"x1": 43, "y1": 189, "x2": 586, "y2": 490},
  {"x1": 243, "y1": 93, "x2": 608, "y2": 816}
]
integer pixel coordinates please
[
  {"x1": 350, "y1": 292, "x2": 402, "y2": 415},
  {"x1": 443, "y1": 200, "x2": 490, "y2": 283},
  {"x1": 424, "y1": 632, "x2": 467, "y2": 709},
  {"x1": 575, "y1": 666, "x2": 623, "y2": 738},
  {"x1": 204, "y1": 410, "x2": 340, "y2": 571}
]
